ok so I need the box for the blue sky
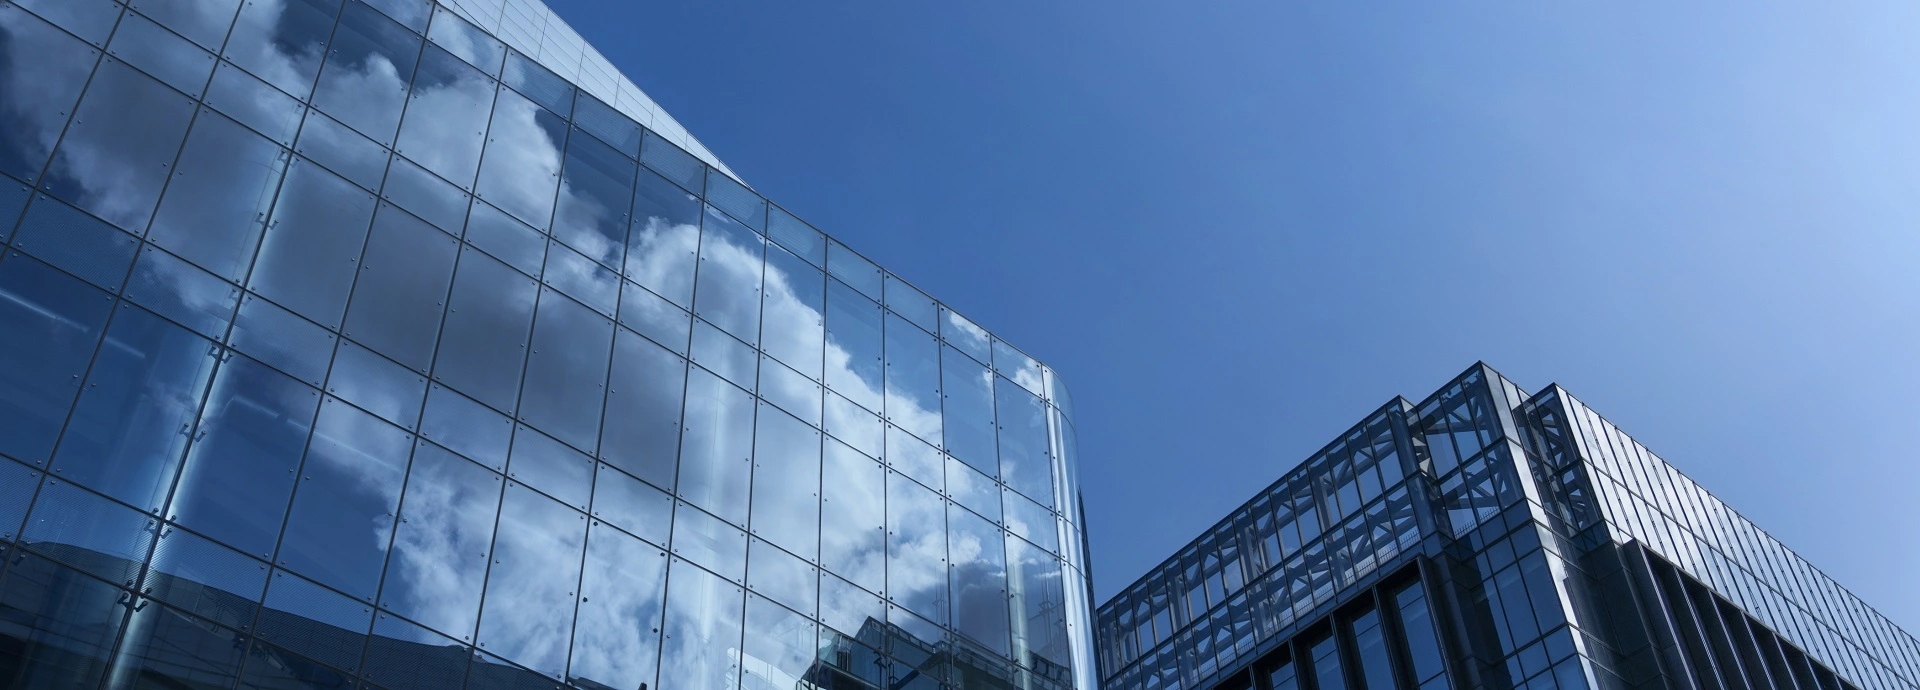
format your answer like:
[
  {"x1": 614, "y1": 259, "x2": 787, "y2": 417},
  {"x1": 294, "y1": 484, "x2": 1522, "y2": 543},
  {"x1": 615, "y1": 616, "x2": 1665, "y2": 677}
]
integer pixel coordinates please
[{"x1": 546, "y1": 0, "x2": 1920, "y2": 629}]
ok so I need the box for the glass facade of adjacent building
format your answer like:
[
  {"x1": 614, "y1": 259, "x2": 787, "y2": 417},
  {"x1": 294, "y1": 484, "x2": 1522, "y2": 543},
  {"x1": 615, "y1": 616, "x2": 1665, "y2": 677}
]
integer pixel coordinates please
[
  {"x1": 0, "y1": 0, "x2": 1095, "y2": 688},
  {"x1": 1097, "y1": 365, "x2": 1920, "y2": 690}
]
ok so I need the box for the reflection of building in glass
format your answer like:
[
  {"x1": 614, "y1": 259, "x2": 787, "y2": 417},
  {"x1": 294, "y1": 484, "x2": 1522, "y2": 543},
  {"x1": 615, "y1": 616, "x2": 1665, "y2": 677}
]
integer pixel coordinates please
[
  {"x1": 0, "y1": 0, "x2": 1093, "y2": 688},
  {"x1": 1098, "y1": 364, "x2": 1920, "y2": 690}
]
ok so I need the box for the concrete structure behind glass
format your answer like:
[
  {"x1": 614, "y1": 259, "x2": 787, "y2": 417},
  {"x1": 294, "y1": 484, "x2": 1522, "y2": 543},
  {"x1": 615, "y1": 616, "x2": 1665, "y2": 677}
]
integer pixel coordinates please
[
  {"x1": 1096, "y1": 365, "x2": 1920, "y2": 690},
  {"x1": 0, "y1": 0, "x2": 1095, "y2": 688}
]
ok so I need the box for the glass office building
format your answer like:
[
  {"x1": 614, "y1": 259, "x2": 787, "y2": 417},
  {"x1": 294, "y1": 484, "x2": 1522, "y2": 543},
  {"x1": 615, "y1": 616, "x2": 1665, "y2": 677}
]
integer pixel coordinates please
[
  {"x1": 1097, "y1": 364, "x2": 1920, "y2": 690},
  {"x1": 0, "y1": 0, "x2": 1095, "y2": 688}
]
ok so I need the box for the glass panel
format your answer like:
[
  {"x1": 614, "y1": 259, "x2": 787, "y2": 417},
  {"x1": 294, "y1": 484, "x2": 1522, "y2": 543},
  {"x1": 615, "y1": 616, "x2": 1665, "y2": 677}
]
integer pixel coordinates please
[
  {"x1": 250, "y1": 158, "x2": 378, "y2": 327},
  {"x1": 22, "y1": 479, "x2": 158, "y2": 585},
  {"x1": 884, "y1": 314, "x2": 941, "y2": 448},
  {"x1": 312, "y1": 0, "x2": 418, "y2": 144},
  {"x1": 477, "y1": 481, "x2": 587, "y2": 679},
  {"x1": 751, "y1": 403, "x2": 821, "y2": 560},
  {"x1": 1004, "y1": 489, "x2": 1059, "y2": 556},
  {"x1": 473, "y1": 86, "x2": 564, "y2": 230},
  {"x1": 758, "y1": 356, "x2": 820, "y2": 428},
  {"x1": 673, "y1": 501, "x2": 748, "y2": 585},
  {"x1": 123, "y1": 244, "x2": 240, "y2": 340},
  {"x1": 508, "y1": 425, "x2": 593, "y2": 511},
  {"x1": 601, "y1": 329, "x2": 686, "y2": 490},
  {"x1": 204, "y1": 62, "x2": 305, "y2": 146},
  {"x1": 256, "y1": 569, "x2": 373, "y2": 674},
  {"x1": 620, "y1": 280, "x2": 691, "y2": 354},
  {"x1": 994, "y1": 339, "x2": 1045, "y2": 398},
  {"x1": 762, "y1": 241, "x2": 824, "y2": 380},
  {"x1": 502, "y1": 50, "x2": 571, "y2": 117},
  {"x1": 766, "y1": 206, "x2": 824, "y2": 267},
  {"x1": 942, "y1": 345, "x2": 996, "y2": 477},
  {"x1": 107, "y1": 11, "x2": 216, "y2": 98},
  {"x1": 1394, "y1": 580, "x2": 1445, "y2": 682},
  {"x1": 238, "y1": 640, "x2": 355, "y2": 689},
  {"x1": 946, "y1": 456, "x2": 1000, "y2": 526},
  {"x1": 41, "y1": 59, "x2": 195, "y2": 231},
  {"x1": 553, "y1": 126, "x2": 634, "y2": 268},
  {"x1": 0, "y1": 255, "x2": 109, "y2": 464},
  {"x1": 694, "y1": 205, "x2": 764, "y2": 346},
  {"x1": 940, "y1": 307, "x2": 992, "y2": 367},
  {"x1": 949, "y1": 502, "x2": 1010, "y2": 655},
  {"x1": 145, "y1": 525, "x2": 269, "y2": 626},
  {"x1": 148, "y1": 110, "x2": 289, "y2": 281},
  {"x1": 277, "y1": 399, "x2": 411, "y2": 602},
  {"x1": 419, "y1": 384, "x2": 512, "y2": 471},
  {"x1": 640, "y1": 130, "x2": 702, "y2": 193},
  {"x1": 590, "y1": 463, "x2": 672, "y2": 547},
  {"x1": 743, "y1": 595, "x2": 816, "y2": 690},
  {"x1": 883, "y1": 275, "x2": 937, "y2": 334},
  {"x1": 296, "y1": 110, "x2": 387, "y2": 190},
  {"x1": 53, "y1": 304, "x2": 217, "y2": 513},
  {"x1": 0, "y1": 5, "x2": 94, "y2": 184},
  {"x1": 659, "y1": 558, "x2": 745, "y2": 690},
  {"x1": 1352, "y1": 609, "x2": 1397, "y2": 690},
  {"x1": 224, "y1": 0, "x2": 340, "y2": 96},
  {"x1": 826, "y1": 240, "x2": 880, "y2": 301},
  {"x1": 167, "y1": 356, "x2": 314, "y2": 558},
  {"x1": 433, "y1": 247, "x2": 537, "y2": 413},
  {"x1": 139, "y1": 0, "x2": 240, "y2": 51},
  {"x1": 16, "y1": 0, "x2": 118, "y2": 44},
  {"x1": 1310, "y1": 633, "x2": 1345, "y2": 690},
  {"x1": 626, "y1": 167, "x2": 702, "y2": 309},
  {"x1": 997, "y1": 376, "x2": 1054, "y2": 508},
  {"x1": 379, "y1": 442, "x2": 498, "y2": 642},
  {"x1": 463, "y1": 198, "x2": 544, "y2": 275},
  {"x1": 824, "y1": 391, "x2": 881, "y2": 460},
  {"x1": 887, "y1": 426, "x2": 942, "y2": 495},
  {"x1": 11, "y1": 195, "x2": 137, "y2": 292},
  {"x1": 748, "y1": 538, "x2": 817, "y2": 616},
  {"x1": 571, "y1": 521, "x2": 668, "y2": 690},
  {"x1": 426, "y1": 6, "x2": 501, "y2": 76},
  {"x1": 520, "y1": 289, "x2": 614, "y2": 452},
  {"x1": 693, "y1": 319, "x2": 758, "y2": 392},
  {"x1": 380, "y1": 156, "x2": 468, "y2": 233},
  {"x1": 1007, "y1": 535, "x2": 1071, "y2": 671},
  {"x1": 887, "y1": 471, "x2": 947, "y2": 625},
  {"x1": 363, "y1": 610, "x2": 469, "y2": 690},
  {"x1": 705, "y1": 168, "x2": 765, "y2": 230},
  {"x1": 824, "y1": 279, "x2": 882, "y2": 413},
  {"x1": 678, "y1": 368, "x2": 754, "y2": 525},
  {"x1": 0, "y1": 461, "x2": 38, "y2": 539},
  {"x1": 0, "y1": 552, "x2": 128, "y2": 689},
  {"x1": 396, "y1": 44, "x2": 496, "y2": 191},
  {"x1": 573, "y1": 92, "x2": 640, "y2": 157},
  {"x1": 342, "y1": 205, "x2": 458, "y2": 372},
  {"x1": 820, "y1": 439, "x2": 885, "y2": 595},
  {"x1": 227, "y1": 294, "x2": 333, "y2": 388},
  {"x1": 362, "y1": 0, "x2": 428, "y2": 31}
]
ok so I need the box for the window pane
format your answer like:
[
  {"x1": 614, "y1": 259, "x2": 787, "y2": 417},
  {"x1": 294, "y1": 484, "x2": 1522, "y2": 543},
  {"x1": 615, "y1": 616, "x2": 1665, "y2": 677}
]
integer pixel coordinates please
[
  {"x1": 823, "y1": 390, "x2": 881, "y2": 460},
  {"x1": 419, "y1": 383, "x2": 511, "y2": 471},
  {"x1": 396, "y1": 45, "x2": 496, "y2": 191},
  {"x1": 946, "y1": 455, "x2": 1000, "y2": 523},
  {"x1": 53, "y1": 304, "x2": 218, "y2": 513},
  {"x1": 950, "y1": 502, "x2": 1010, "y2": 656},
  {"x1": 824, "y1": 279, "x2": 882, "y2": 414},
  {"x1": 311, "y1": 1, "x2": 418, "y2": 144},
  {"x1": 363, "y1": 611, "x2": 468, "y2": 690},
  {"x1": 0, "y1": 255, "x2": 112, "y2": 464},
  {"x1": 0, "y1": 6, "x2": 94, "y2": 184},
  {"x1": 751, "y1": 403, "x2": 821, "y2": 560},
  {"x1": 297, "y1": 110, "x2": 387, "y2": 190},
  {"x1": 573, "y1": 93, "x2": 640, "y2": 157},
  {"x1": 1353, "y1": 609, "x2": 1397, "y2": 690},
  {"x1": 997, "y1": 376, "x2": 1054, "y2": 508},
  {"x1": 544, "y1": 236, "x2": 621, "y2": 316},
  {"x1": 553, "y1": 127, "x2": 634, "y2": 268},
  {"x1": 433, "y1": 247, "x2": 537, "y2": 413},
  {"x1": 571, "y1": 521, "x2": 667, "y2": 690},
  {"x1": 477, "y1": 481, "x2": 586, "y2": 679},
  {"x1": 107, "y1": 12, "x2": 216, "y2": 98},
  {"x1": 941, "y1": 344, "x2": 996, "y2": 477},
  {"x1": 640, "y1": 130, "x2": 702, "y2": 193},
  {"x1": 343, "y1": 205, "x2": 459, "y2": 372},
  {"x1": 425, "y1": 6, "x2": 501, "y2": 76},
  {"x1": 0, "y1": 552, "x2": 128, "y2": 689},
  {"x1": 692, "y1": 319, "x2": 758, "y2": 392},
  {"x1": 205, "y1": 63, "x2": 305, "y2": 146},
  {"x1": 887, "y1": 425, "x2": 942, "y2": 495},
  {"x1": 41, "y1": 60, "x2": 195, "y2": 232},
  {"x1": 519, "y1": 289, "x2": 614, "y2": 451},
  {"x1": 278, "y1": 400, "x2": 411, "y2": 601},
  {"x1": 743, "y1": 595, "x2": 816, "y2": 690},
  {"x1": 168, "y1": 356, "x2": 314, "y2": 558},
  {"x1": 222, "y1": 0, "x2": 339, "y2": 98},
  {"x1": 463, "y1": 199, "x2": 544, "y2": 276},
  {"x1": 626, "y1": 168, "x2": 701, "y2": 309},
  {"x1": 659, "y1": 559, "x2": 745, "y2": 690},
  {"x1": 15, "y1": 0, "x2": 119, "y2": 45},
  {"x1": 820, "y1": 439, "x2": 885, "y2": 595},
  {"x1": 11, "y1": 194, "x2": 138, "y2": 292},
  {"x1": 826, "y1": 240, "x2": 880, "y2": 301},
  {"x1": 758, "y1": 356, "x2": 820, "y2": 428},
  {"x1": 619, "y1": 280, "x2": 691, "y2": 354},
  {"x1": 589, "y1": 463, "x2": 672, "y2": 547},
  {"x1": 748, "y1": 538, "x2": 817, "y2": 616},
  {"x1": 148, "y1": 111, "x2": 289, "y2": 281},
  {"x1": 673, "y1": 502, "x2": 747, "y2": 585},
  {"x1": 694, "y1": 205, "x2": 764, "y2": 346},
  {"x1": 601, "y1": 329, "x2": 686, "y2": 490},
  {"x1": 124, "y1": 244, "x2": 240, "y2": 340},
  {"x1": 678, "y1": 368, "x2": 754, "y2": 525},
  {"x1": 145, "y1": 526, "x2": 268, "y2": 626},
  {"x1": 762, "y1": 241, "x2": 824, "y2": 381},
  {"x1": 1311, "y1": 633, "x2": 1345, "y2": 690},
  {"x1": 250, "y1": 158, "x2": 378, "y2": 327},
  {"x1": 884, "y1": 314, "x2": 941, "y2": 448},
  {"x1": 883, "y1": 275, "x2": 937, "y2": 334},
  {"x1": 508, "y1": 425, "x2": 594, "y2": 511},
  {"x1": 766, "y1": 206, "x2": 824, "y2": 268},
  {"x1": 887, "y1": 471, "x2": 947, "y2": 625},
  {"x1": 379, "y1": 442, "x2": 498, "y2": 641},
  {"x1": 1007, "y1": 535, "x2": 1071, "y2": 671},
  {"x1": 23, "y1": 480, "x2": 158, "y2": 585},
  {"x1": 502, "y1": 50, "x2": 571, "y2": 117},
  {"x1": 380, "y1": 157, "x2": 468, "y2": 234},
  {"x1": 256, "y1": 568, "x2": 372, "y2": 674},
  {"x1": 474, "y1": 86, "x2": 564, "y2": 230},
  {"x1": 1004, "y1": 488, "x2": 1059, "y2": 556}
]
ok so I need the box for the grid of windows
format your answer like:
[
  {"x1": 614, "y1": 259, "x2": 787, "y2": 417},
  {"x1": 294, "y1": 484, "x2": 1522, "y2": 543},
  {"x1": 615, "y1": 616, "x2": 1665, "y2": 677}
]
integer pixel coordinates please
[{"x1": 0, "y1": 1, "x2": 1095, "y2": 688}]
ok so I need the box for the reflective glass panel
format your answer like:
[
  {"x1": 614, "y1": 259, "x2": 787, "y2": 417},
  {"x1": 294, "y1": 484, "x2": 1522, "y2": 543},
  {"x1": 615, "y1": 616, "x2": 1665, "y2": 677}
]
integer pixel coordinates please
[
  {"x1": 396, "y1": 44, "x2": 496, "y2": 190},
  {"x1": 249, "y1": 158, "x2": 377, "y2": 327},
  {"x1": 757, "y1": 356, "x2": 820, "y2": 428},
  {"x1": 363, "y1": 611, "x2": 469, "y2": 690},
  {"x1": 553, "y1": 126, "x2": 634, "y2": 268},
  {"x1": 762, "y1": 241, "x2": 824, "y2": 380},
  {"x1": 502, "y1": 49, "x2": 571, "y2": 117},
  {"x1": 766, "y1": 206, "x2": 824, "y2": 267},
  {"x1": 328, "y1": 341, "x2": 425, "y2": 431},
  {"x1": 42, "y1": 59, "x2": 195, "y2": 231},
  {"x1": 419, "y1": 383, "x2": 512, "y2": 471},
  {"x1": 277, "y1": 399, "x2": 411, "y2": 601},
  {"x1": 463, "y1": 198, "x2": 544, "y2": 276},
  {"x1": 940, "y1": 307, "x2": 992, "y2": 365},
  {"x1": 994, "y1": 339, "x2": 1045, "y2": 398},
  {"x1": 343, "y1": 205, "x2": 459, "y2": 372},
  {"x1": 295, "y1": 110, "x2": 387, "y2": 190},
  {"x1": 433, "y1": 247, "x2": 537, "y2": 413},
  {"x1": 16, "y1": 0, "x2": 118, "y2": 44},
  {"x1": 694, "y1": 205, "x2": 764, "y2": 346},
  {"x1": 743, "y1": 595, "x2": 816, "y2": 690},
  {"x1": 108, "y1": 11, "x2": 216, "y2": 98},
  {"x1": 147, "y1": 110, "x2": 288, "y2": 281},
  {"x1": 167, "y1": 356, "x2": 314, "y2": 558},
  {"x1": 640, "y1": 130, "x2": 702, "y2": 193},
  {"x1": 589, "y1": 463, "x2": 672, "y2": 547},
  {"x1": 0, "y1": 551, "x2": 126, "y2": 689},
  {"x1": 519, "y1": 289, "x2": 613, "y2": 452},
  {"x1": 509, "y1": 425, "x2": 593, "y2": 511},
  {"x1": 884, "y1": 275, "x2": 937, "y2": 334},
  {"x1": 659, "y1": 559, "x2": 745, "y2": 690},
  {"x1": 53, "y1": 304, "x2": 217, "y2": 513},
  {"x1": 887, "y1": 426, "x2": 942, "y2": 494},
  {"x1": 571, "y1": 521, "x2": 668, "y2": 690},
  {"x1": 885, "y1": 314, "x2": 942, "y2": 448},
  {"x1": 672, "y1": 503, "x2": 747, "y2": 584},
  {"x1": 748, "y1": 538, "x2": 817, "y2": 616},
  {"x1": 1004, "y1": 489, "x2": 1059, "y2": 556},
  {"x1": 138, "y1": 0, "x2": 240, "y2": 51},
  {"x1": 256, "y1": 568, "x2": 372, "y2": 673},
  {"x1": 543, "y1": 236, "x2": 620, "y2": 316},
  {"x1": 942, "y1": 345, "x2": 996, "y2": 477},
  {"x1": 0, "y1": 6, "x2": 94, "y2": 184},
  {"x1": 145, "y1": 525, "x2": 269, "y2": 626},
  {"x1": 573, "y1": 93, "x2": 640, "y2": 157},
  {"x1": 477, "y1": 481, "x2": 586, "y2": 679},
  {"x1": 949, "y1": 502, "x2": 1010, "y2": 655},
  {"x1": 11, "y1": 195, "x2": 138, "y2": 292},
  {"x1": 425, "y1": 5, "x2": 502, "y2": 76},
  {"x1": 123, "y1": 244, "x2": 240, "y2": 340},
  {"x1": 820, "y1": 439, "x2": 885, "y2": 595},
  {"x1": 474, "y1": 86, "x2": 564, "y2": 230},
  {"x1": 227, "y1": 294, "x2": 333, "y2": 387},
  {"x1": 824, "y1": 279, "x2": 882, "y2": 414},
  {"x1": 626, "y1": 167, "x2": 702, "y2": 309},
  {"x1": 823, "y1": 391, "x2": 881, "y2": 461},
  {"x1": 826, "y1": 240, "x2": 880, "y2": 301},
  {"x1": 887, "y1": 471, "x2": 947, "y2": 625},
  {"x1": 751, "y1": 403, "x2": 821, "y2": 560},
  {"x1": 204, "y1": 62, "x2": 305, "y2": 146},
  {"x1": 379, "y1": 442, "x2": 498, "y2": 641},
  {"x1": 23, "y1": 480, "x2": 158, "y2": 585},
  {"x1": 362, "y1": 0, "x2": 427, "y2": 31},
  {"x1": 678, "y1": 368, "x2": 754, "y2": 525},
  {"x1": 0, "y1": 255, "x2": 111, "y2": 464},
  {"x1": 619, "y1": 280, "x2": 691, "y2": 354},
  {"x1": 946, "y1": 456, "x2": 1000, "y2": 524},
  {"x1": 601, "y1": 329, "x2": 687, "y2": 490},
  {"x1": 997, "y1": 376, "x2": 1054, "y2": 508},
  {"x1": 311, "y1": 0, "x2": 418, "y2": 144},
  {"x1": 692, "y1": 320, "x2": 758, "y2": 391},
  {"x1": 222, "y1": 0, "x2": 338, "y2": 98},
  {"x1": 705, "y1": 169, "x2": 764, "y2": 230},
  {"x1": 1007, "y1": 535, "x2": 1071, "y2": 671},
  {"x1": 381, "y1": 156, "x2": 468, "y2": 233}
]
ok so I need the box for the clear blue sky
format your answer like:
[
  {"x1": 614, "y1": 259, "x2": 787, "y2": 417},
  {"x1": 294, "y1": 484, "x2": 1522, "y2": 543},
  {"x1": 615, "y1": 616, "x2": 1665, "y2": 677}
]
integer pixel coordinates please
[{"x1": 546, "y1": 0, "x2": 1920, "y2": 630}]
